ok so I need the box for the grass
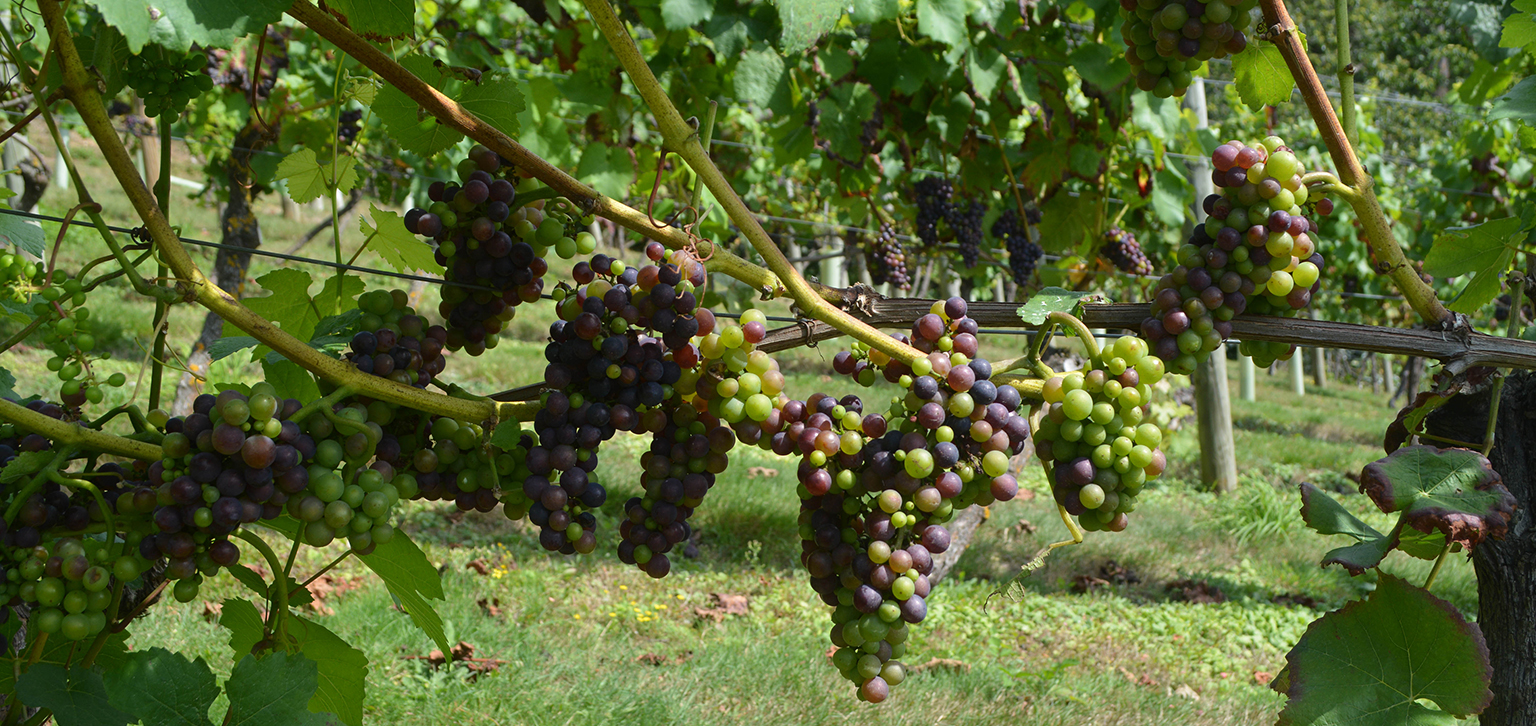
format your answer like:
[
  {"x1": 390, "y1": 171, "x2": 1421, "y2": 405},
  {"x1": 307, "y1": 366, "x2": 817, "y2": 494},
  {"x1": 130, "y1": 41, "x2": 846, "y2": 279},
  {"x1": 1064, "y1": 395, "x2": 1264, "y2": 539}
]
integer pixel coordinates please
[{"x1": 5, "y1": 134, "x2": 1479, "y2": 723}]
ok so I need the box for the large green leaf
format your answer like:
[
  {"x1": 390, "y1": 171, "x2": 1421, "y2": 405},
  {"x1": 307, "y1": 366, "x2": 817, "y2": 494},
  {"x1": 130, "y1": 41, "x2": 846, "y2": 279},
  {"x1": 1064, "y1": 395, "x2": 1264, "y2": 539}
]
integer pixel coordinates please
[
  {"x1": 1490, "y1": 76, "x2": 1536, "y2": 125},
  {"x1": 275, "y1": 150, "x2": 358, "y2": 206},
  {"x1": 1359, "y1": 445, "x2": 1515, "y2": 550},
  {"x1": 225, "y1": 652, "x2": 332, "y2": 726},
  {"x1": 82, "y1": 0, "x2": 289, "y2": 52},
  {"x1": 574, "y1": 144, "x2": 637, "y2": 200},
  {"x1": 16, "y1": 664, "x2": 133, "y2": 726},
  {"x1": 661, "y1": 0, "x2": 714, "y2": 29},
  {"x1": 1277, "y1": 574, "x2": 1491, "y2": 725},
  {"x1": 458, "y1": 73, "x2": 525, "y2": 138},
  {"x1": 967, "y1": 45, "x2": 1007, "y2": 97},
  {"x1": 322, "y1": 0, "x2": 415, "y2": 39},
  {"x1": 358, "y1": 205, "x2": 444, "y2": 275},
  {"x1": 289, "y1": 616, "x2": 369, "y2": 726},
  {"x1": 375, "y1": 56, "x2": 467, "y2": 158},
  {"x1": 1068, "y1": 43, "x2": 1130, "y2": 89},
  {"x1": 774, "y1": 0, "x2": 844, "y2": 53},
  {"x1": 735, "y1": 48, "x2": 787, "y2": 108},
  {"x1": 357, "y1": 531, "x2": 450, "y2": 652},
  {"x1": 0, "y1": 205, "x2": 46, "y2": 259},
  {"x1": 102, "y1": 647, "x2": 220, "y2": 726},
  {"x1": 1502, "y1": 0, "x2": 1536, "y2": 50},
  {"x1": 915, "y1": 0, "x2": 969, "y2": 48},
  {"x1": 220, "y1": 598, "x2": 267, "y2": 659},
  {"x1": 1424, "y1": 216, "x2": 1524, "y2": 314},
  {"x1": 1232, "y1": 43, "x2": 1296, "y2": 110}
]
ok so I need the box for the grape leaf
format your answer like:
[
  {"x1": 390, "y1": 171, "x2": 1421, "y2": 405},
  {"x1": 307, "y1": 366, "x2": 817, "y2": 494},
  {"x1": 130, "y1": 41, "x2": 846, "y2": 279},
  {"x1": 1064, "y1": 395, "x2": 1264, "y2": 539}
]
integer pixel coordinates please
[
  {"x1": 225, "y1": 564, "x2": 269, "y2": 598},
  {"x1": 1298, "y1": 482, "x2": 1394, "y2": 574},
  {"x1": 661, "y1": 0, "x2": 713, "y2": 29},
  {"x1": 218, "y1": 597, "x2": 267, "y2": 663},
  {"x1": 490, "y1": 420, "x2": 524, "y2": 451},
  {"x1": 1232, "y1": 42, "x2": 1296, "y2": 110},
  {"x1": 574, "y1": 144, "x2": 637, "y2": 200},
  {"x1": 915, "y1": 0, "x2": 968, "y2": 48},
  {"x1": 209, "y1": 336, "x2": 260, "y2": 363},
  {"x1": 16, "y1": 664, "x2": 133, "y2": 726},
  {"x1": 1, "y1": 450, "x2": 55, "y2": 483},
  {"x1": 967, "y1": 45, "x2": 1007, "y2": 98},
  {"x1": 850, "y1": 0, "x2": 898, "y2": 23},
  {"x1": 357, "y1": 531, "x2": 450, "y2": 653},
  {"x1": 102, "y1": 647, "x2": 219, "y2": 726},
  {"x1": 819, "y1": 83, "x2": 878, "y2": 160},
  {"x1": 0, "y1": 365, "x2": 14, "y2": 399},
  {"x1": 1016, "y1": 287, "x2": 1101, "y2": 325},
  {"x1": 1359, "y1": 445, "x2": 1515, "y2": 550},
  {"x1": 359, "y1": 205, "x2": 444, "y2": 275},
  {"x1": 275, "y1": 150, "x2": 358, "y2": 206},
  {"x1": 375, "y1": 56, "x2": 467, "y2": 158},
  {"x1": 774, "y1": 0, "x2": 844, "y2": 53},
  {"x1": 262, "y1": 359, "x2": 320, "y2": 403},
  {"x1": 1501, "y1": 0, "x2": 1536, "y2": 50},
  {"x1": 735, "y1": 48, "x2": 787, "y2": 109},
  {"x1": 0, "y1": 204, "x2": 46, "y2": 258},
  {"x1": 81, "y1": 0, "x2": 289, "y2": 52},
  {"x1": 1423, "y1": 217, "x2": 1523, "y2": 314},
  {"x1": 1068, "y1": 43, "x2": 1130, "y2": 89},
  {"x1": 225, "y1": 652, "x2": 332, "y2": 726},
  {"x1": 458, "y1": 73, "x2": 525, "y2": 138},
  {"x1": 1151, "y1": 168, "x2": 1189, "y2": 226},
  {"x1": 322, "y1": 0, "x2": 415, "y2": 39},
  {"x1": 1277, "y1": 574, "x2": 1492, "y2": 725},
  {"x1": 244, "y1": 269, "x2": 320, "y2": 340},
  {"x1": 288, "y1": 615, "x2": 369, "y2": 726},
  {"x1": 1490, "y1": 76, "x2": 1536, "y2": 125}
]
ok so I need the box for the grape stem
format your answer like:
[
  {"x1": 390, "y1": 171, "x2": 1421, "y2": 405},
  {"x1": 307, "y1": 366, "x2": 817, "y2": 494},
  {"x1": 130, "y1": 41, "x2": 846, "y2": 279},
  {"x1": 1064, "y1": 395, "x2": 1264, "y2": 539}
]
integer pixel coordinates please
[
  {"x1": 1045, "y1": 311, "x2": 1101, "y2": 361},
  {"x1": 289, "y1": 549, "x2": 354, "y2": 601},
  {"x1": 1423, "y1": 541, "x2": 1452, "y2": 591},
  {"x1": 1480, "y1": 271, "x2": 1525, "y2": 455},
  {"x1": 282, "y1": 0, "x2": 787, "y2": 299},
  {"x1": 110, "y1": 580, "x2": 169, "y2": 633},
  {"x1": 87, "y1": 405, "x2": 154, "y2": 435},
  {"x1": 235, "y1": 530, "x2": 293, "y2": 646},
  {"x1": 579, "y1": 0, "x2": 927, "y2": 365},
  {"x1": 1259, "y1": 0, "x2": 1450, "y2": 328},
  {"x1": 48, "y1": 470, "x2": 118, "y2": 559}
]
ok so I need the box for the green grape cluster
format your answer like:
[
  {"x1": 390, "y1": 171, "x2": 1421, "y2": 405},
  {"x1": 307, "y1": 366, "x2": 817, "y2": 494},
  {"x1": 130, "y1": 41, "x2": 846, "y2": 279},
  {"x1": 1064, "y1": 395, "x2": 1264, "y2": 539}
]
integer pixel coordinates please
[
  {"x1": 35, "y1": 274, "x2": 128, "y2": 409},
  {"x1": 1034, "y1": 335, "x2": 1169, "y2": 533},
  {"x1": 1121, "y1": 0, "x2": 1256, "y2": 98},
  {"x1": 13, "y1": 537, "x2": 128, "y2": 641},
  {"x1": 123, "y1": 46, "x2": 214, "y2": 118},
  {"x1": 0, "y1": 250, "x2": 40, "y2": 303},
  {"x1": 286, "y1": 400, "x2": 409, "y2": 552}
]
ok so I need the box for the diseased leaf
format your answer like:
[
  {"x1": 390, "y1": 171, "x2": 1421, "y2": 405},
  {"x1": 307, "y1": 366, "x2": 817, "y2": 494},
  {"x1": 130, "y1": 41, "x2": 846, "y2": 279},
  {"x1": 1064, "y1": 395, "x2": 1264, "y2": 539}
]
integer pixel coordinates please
[
  {"x1": 1277, "y1": 574, "x2": 1491, "y2": 725},
  {"x1": 82, "y1": 0, "x2": 289, "y2": 52},
  {"x1": 323, "y1": 0, "x2": 415, "y2": 39},
  {"x1": 357, "y1": 531, "x2": 450, "y2": 652},
  {"x1": 359, "y1": 206, "x2": 444, "y2": 275},
  {"x1": 458, "y1": 73, "x2": 525, "y2": 138},
  {"x1": 288, "y1": 616, "x2": 369, "y2": 726},
  {"x1": 1359, "y1": 445, "x2": 1515, "y2": 550},
  {"x1": 1232, "y1": 42, "x2": 1296, "y2": 109},
  {"x1": 225, "y1": 652, "x2": 332, "y2": 726},
  {"x1": 16, "y1": 664, "x2": 133, "y2": 726},
  {"x1": 103, "y1": 647, "x2": 220, "y2": 726},
  {"x1": 1016, "y1": 287, "x2": 1102, "y2": 325}
]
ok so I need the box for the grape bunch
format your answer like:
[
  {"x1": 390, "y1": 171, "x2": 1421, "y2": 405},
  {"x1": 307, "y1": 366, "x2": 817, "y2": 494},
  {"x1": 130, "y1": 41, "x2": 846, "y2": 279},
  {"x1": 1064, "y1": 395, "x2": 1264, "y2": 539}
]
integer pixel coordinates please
[
  {"x1": 1100, "y1": 227, "x2": 1154, "y2": 276},
  {"x1": 1033, "y1": 336, "x2": 1169, "y2": 533},
  {"x1": 338, "y1": 109, "x2": 363, "y2": 145},
  {"x1": 344, "y1": 289, "x2": 449, "y2": 391},
  {"x1": 0, "y1": 249, "x2": 40, "y2": 303},
  {"x1": 13, "y1": 537, "x2": 133, "y2": 641},
  {"x1": 33, "y1": 273, "x2": 129, "y2": 410},
  {"x1": 993, "y1": 208, "x2": 1043, "y2": 287},
  {"x1": 404, "y1": 145, "x2": 552, "y2": 355},
  {"x1": 947, "y1": 198, "x2": 987, "y2": 267},
  {"x1": 123, "y1": 46, "x2": 215, "y2": 118},
  {"x1": 780, "y1": 298, "x2": 1031, "y2": 702},
  {"x1": 864, "y1": 221, "x2": 910, "y2": 290},
  {"x1": 1145, "y1": 136, "x2": 1324, "y2": 371},
  {"x1": 1120, "y1": 0, "x2": 1256, "y2": 98},
  {"x1": 912, "y1": 176, "x2": 953, "y2": 248}
]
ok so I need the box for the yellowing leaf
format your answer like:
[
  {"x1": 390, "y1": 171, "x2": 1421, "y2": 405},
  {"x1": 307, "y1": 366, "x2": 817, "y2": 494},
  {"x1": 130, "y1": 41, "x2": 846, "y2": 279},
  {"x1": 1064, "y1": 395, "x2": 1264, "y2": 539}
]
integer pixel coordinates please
[{"x1": 359, "y1": 205, "x2": 445, "y2": 275}]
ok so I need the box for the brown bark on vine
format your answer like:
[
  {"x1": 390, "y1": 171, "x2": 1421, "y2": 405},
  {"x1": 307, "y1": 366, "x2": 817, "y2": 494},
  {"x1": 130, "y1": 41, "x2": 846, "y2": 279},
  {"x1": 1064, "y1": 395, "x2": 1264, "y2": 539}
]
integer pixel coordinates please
[
  {"x1": 170, "y1": 119, "x2": 277, "y2": 414},
  {"x1": 1426, "y1": 372, "x2": 1536, "y2": 726}
]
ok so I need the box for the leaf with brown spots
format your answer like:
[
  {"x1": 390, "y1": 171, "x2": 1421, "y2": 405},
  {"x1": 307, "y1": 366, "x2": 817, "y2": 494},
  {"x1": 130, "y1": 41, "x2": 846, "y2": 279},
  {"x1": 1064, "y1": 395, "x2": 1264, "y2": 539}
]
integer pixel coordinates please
[{"x1": 1359, "y1": 445, "x2": 1515, "y2": 549}]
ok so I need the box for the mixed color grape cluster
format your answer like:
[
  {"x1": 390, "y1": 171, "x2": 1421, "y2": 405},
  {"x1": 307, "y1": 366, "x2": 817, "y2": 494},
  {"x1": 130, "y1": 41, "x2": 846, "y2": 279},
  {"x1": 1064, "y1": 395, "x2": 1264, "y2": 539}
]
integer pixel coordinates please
[
  {"x1": 1033, "y1": 336, "x2": 1168, "y2": 533},
  {"x1": 1100, "y1": 227, "x2": 1153, "y2": 277},
  {"x1": 34, "y1": 273, "x2": 129, "y2": 409},
  {"x1": 403, "y1": 145, "x2": 553, "y2": 355},
  {"x1": 123, "y1": 46, "x2": 215, "y2": 118},
  {"x1": 863, "y1": 221, "x2": 911, "y2": 290},
  {"x1": 1120, "y1": 0, "x2": 1257, "y2": 98},
  {"x1": 1142, "y1": 135, "x2": 1325, "y2": 372}
]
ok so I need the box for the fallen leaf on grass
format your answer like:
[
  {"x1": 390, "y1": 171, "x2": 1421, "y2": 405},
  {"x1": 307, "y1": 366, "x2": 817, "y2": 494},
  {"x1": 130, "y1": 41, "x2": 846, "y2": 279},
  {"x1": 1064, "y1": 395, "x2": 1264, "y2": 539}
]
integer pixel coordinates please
[
  {"x1": 693, "y1": 593, "x2": 749, "y2": 622},
  {"x1": 477, "y1": 597, "x2": 503, "y2": 618},
  {"x1": 201, "y1": 601, "x2": 223, "y2": 622},
  {"x1": 1173, "y1": 684, "x2": 1201, "y2": 700}
]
